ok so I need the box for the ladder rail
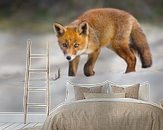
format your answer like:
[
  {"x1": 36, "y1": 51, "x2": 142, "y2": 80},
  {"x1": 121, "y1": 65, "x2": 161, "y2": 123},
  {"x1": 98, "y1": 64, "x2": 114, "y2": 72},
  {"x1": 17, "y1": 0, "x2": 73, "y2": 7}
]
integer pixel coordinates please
[
  {"x1": 47, "y1": 42, "x2": 50, "y2": 116},
  {"x1": 24, "y1": 40, "x2": 32, "y2": 124}
]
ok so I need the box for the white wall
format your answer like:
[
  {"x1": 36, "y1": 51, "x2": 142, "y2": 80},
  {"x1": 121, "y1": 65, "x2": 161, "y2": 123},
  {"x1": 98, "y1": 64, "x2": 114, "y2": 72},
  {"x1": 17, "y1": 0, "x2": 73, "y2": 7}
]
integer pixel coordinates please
[{"x1": 0, "y1": 24, "x2": 163, "y2": 112}]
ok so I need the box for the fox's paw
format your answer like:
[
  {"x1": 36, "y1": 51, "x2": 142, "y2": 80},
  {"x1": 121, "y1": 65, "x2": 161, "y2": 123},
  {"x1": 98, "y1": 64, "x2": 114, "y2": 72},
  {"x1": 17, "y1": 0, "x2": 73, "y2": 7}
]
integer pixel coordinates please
[
  {"x1": 125, "y1": 68, "x2": 135, "y2": 73},
  {"x1": 84, "y1": 70, "x2": 95, "y2": 77},
  {"x1": 68, "y1": 71, "x2": 76, "y2": 76}
]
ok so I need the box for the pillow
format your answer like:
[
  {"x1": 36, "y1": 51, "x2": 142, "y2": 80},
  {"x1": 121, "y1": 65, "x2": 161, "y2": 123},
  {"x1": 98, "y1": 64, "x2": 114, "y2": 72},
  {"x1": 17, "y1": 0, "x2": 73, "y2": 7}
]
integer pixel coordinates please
[
  {"x1": 139, "y1": 82, "x2": 150, "y2": 101},
  {"x1": 84, "y1": 92, "x2": 125, "y2": 99},
  {"x1": 65, "y1": 80, "x2": 109, "y2": 102},
  {"x1": 111, "y1": 84, "x2": 140, "y2": 99},
  {"x1": 74, "y1": 86, "x2": 102, "y2": 100},
  {"x1": 160, "y1": 99, "x2": 163, "y2": 108},
  {"x1": 108, "y1": 81, "x2": 150, "y2": 101}
]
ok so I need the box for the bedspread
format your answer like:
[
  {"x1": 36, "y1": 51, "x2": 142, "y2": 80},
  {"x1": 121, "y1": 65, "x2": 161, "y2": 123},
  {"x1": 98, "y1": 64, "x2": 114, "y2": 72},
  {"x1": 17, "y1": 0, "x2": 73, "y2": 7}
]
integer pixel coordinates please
[{"x1": 42, "y1": 98, "x2": 163, "y2": 130}]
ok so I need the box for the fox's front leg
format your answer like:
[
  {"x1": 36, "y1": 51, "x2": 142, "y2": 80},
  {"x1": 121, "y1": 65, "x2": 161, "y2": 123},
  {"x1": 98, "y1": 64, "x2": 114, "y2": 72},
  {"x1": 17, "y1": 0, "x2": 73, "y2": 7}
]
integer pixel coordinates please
[
  {"x1": 84, "y1": 50, "x2": 100, "y2": 76},
  {"x1": 68, "y1": 56, "x2": 80, "y2": 76}
]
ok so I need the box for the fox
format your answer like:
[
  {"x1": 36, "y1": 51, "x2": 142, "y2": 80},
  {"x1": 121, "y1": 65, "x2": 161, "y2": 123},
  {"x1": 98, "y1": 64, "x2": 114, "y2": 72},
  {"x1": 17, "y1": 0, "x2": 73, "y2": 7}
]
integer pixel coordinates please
[{"x1": 53, "y1": 8, "x2": 152, "y2": 76}]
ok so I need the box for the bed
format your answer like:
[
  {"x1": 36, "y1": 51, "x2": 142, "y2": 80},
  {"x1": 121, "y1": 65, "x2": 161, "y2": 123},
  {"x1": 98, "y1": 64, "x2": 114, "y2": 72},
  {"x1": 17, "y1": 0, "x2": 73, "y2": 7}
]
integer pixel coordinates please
[{"x1": 22, "y1": 81, "x2": 163, "y2": 130}]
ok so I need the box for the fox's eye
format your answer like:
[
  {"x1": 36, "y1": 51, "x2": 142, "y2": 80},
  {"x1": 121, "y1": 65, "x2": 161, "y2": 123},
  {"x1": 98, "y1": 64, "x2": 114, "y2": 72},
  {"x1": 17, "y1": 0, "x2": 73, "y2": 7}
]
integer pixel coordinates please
[
  {"x1": 74, "y1": 43, "x2": 79, "y2": 48},
  {"x1": 63, "y1": 43, "x2": 68, "y2": 48}
]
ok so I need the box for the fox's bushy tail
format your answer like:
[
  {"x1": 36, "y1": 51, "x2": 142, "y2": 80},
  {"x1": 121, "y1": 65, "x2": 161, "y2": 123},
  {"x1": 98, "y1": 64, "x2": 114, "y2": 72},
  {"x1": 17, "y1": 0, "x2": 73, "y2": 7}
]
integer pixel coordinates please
[{"x1": 130, "y1": 21, "x2": 152, "y2": 68}]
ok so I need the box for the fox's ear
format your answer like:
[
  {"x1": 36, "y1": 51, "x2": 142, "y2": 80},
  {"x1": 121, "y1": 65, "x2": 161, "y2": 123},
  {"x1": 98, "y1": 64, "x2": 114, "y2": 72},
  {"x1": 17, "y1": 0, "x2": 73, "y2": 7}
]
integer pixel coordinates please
[
  {"x1": 78, "y1": 21, "x2": 89, "y2": 35},
  {"x1": 53, "y1": 22, "x2": 65, "y2": 36}
]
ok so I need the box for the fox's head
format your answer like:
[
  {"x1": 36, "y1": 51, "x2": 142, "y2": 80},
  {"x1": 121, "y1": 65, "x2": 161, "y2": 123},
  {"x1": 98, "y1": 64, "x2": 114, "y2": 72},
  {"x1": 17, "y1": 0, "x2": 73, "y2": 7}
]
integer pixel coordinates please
[{"x1": 53, "y1": 21, "x2": 89, "y2": 61}]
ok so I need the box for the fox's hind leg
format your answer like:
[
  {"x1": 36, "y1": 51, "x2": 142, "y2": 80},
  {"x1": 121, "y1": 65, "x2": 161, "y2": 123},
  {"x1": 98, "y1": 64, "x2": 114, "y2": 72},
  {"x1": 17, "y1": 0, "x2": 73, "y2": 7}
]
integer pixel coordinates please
[
  {"x1": 112, "y1": 39, "x2": 136, "y2": 73},
  {"x1": 111, "y1": 20, "x2": 137, "y2": 73},
  {"x1": 84, "y1": 50, "x2": 100, "y2": 76},
  {"x1": 68, "y1": 56, "x2": 80, "y2": 76}
]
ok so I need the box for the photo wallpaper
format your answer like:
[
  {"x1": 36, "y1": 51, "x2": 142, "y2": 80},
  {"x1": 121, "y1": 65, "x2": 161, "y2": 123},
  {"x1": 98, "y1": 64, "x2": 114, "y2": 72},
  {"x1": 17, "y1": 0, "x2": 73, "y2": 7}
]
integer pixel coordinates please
[{"x1": 0, "y1": 0, "x2": 163, "y2": 113}]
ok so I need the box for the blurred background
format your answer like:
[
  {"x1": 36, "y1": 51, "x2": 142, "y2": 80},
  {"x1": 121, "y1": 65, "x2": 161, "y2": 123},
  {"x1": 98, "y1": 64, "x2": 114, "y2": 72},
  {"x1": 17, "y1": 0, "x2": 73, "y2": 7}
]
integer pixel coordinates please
[
  {"x1": 0, "y1": 0, "x2": 163, "y2": 112},
  {"x1": 0, "y1": 0, "x2": 163, "y2": 32}
]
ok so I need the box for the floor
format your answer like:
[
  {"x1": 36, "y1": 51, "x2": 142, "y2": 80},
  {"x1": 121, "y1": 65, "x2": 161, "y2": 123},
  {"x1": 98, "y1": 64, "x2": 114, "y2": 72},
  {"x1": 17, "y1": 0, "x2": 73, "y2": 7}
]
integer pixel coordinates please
[{"x1": 0, "y1": 122, "x2": 43, "y2": 130}]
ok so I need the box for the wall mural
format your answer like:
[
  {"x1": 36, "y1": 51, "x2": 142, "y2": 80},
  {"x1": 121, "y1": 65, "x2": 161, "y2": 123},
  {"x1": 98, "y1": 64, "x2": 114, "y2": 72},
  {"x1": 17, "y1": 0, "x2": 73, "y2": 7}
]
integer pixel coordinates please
[{"x1": 0, "y1": 1, "x2": 163, "y2": 125}]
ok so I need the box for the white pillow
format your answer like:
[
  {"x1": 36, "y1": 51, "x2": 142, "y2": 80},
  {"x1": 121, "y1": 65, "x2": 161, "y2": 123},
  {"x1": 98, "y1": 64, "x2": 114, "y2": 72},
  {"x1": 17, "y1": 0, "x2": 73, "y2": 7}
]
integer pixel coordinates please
[
  {"x1": 160, "y1": 99, "x2": 163, "y2": 108},
  {"x1": 139, "y1": 82, "x2": 150, "y2": 101},
  {"x1": 65, "y1": 80, "x2": 109, "y2": 102},
  {"x1": 107, "y1": 81, "x2": 150, "y2": 101}
]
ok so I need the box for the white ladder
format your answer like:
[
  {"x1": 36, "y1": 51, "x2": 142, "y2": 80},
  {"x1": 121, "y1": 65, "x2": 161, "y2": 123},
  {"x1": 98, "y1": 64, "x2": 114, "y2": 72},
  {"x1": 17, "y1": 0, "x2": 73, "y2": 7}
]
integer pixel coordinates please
[{"x1": 23, "y1": 40, "x2": 50, "y2": 124}]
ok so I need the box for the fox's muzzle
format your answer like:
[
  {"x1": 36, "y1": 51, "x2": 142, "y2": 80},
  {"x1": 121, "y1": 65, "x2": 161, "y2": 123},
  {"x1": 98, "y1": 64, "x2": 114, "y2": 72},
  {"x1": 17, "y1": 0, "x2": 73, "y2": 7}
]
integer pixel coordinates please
[{"x1": 65, "y1": 54, "x2": 76, "y2": 61}]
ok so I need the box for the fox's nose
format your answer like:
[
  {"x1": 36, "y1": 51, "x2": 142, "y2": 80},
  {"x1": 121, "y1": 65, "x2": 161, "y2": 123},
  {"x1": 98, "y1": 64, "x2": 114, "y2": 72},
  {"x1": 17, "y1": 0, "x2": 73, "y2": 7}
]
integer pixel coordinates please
[{"x1": 66, "y1": 56, "x2": 71, "y2": 61}]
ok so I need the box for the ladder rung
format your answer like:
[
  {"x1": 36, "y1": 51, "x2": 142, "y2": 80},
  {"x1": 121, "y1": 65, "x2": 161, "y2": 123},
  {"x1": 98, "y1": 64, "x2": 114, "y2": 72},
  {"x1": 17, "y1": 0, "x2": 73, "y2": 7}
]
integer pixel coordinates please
[
  {"x1": 29, "y1": 69, "x2": 48, "y2": 73},
  {"x1": 30, "y1": 54, "x2": 47, "y2": 58},
  {"x1": 27, "y1": 103, "x2": 47, "y2": 107},
  {"x1": 28, "y1": 87, "x2": 47, "y2": 91}
]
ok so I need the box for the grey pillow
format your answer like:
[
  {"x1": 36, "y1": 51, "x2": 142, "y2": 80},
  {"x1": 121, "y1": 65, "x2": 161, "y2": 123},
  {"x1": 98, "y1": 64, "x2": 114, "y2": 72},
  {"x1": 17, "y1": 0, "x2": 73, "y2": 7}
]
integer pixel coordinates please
[
  {"x1": 111, "y1": 84, "x2": 140, "y2": 99},
  {"x1": 74, "y1": 86, "x2": 103, "y2": 100}
]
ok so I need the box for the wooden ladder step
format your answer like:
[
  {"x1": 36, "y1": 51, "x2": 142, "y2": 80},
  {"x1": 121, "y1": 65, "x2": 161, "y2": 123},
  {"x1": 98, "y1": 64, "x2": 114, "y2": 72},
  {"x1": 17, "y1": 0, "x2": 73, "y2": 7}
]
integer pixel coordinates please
[
  {"x1": 29, "y1": 69, "x2": 48, "y2": 73},
  {"x1": 28, "y1": 87, "x2": 47, "y2": 92},
  {"x1": 30, "y1": 54, "x2": 47, "y2": 58},
  {"x1": 27, "y1": 103, "x2": 47, "y2": 107}
]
